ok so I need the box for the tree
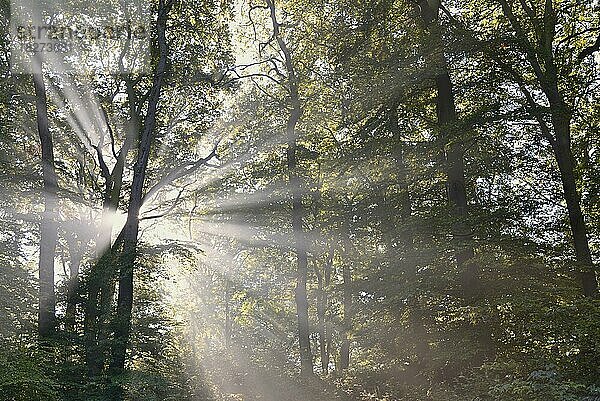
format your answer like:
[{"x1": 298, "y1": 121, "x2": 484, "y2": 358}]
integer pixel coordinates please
[
  {"x1": 496, "y1": 0, "x2": 598, "y2": 297},
  {"x1": 267, "y1": 0, "x2": 312, "y2": 376},
  {"x1": 418, "y1": 0, "x2": 476, "y2": 291},
  {"x1": 109, "y1": 1, "x2": 175, "y2": 396},
  {"x1": 455, "y1": 0, "x2": 600, "y2": 297},
  {"x1": 32, "y1": 57, "x2": 59, "y2": 340}
]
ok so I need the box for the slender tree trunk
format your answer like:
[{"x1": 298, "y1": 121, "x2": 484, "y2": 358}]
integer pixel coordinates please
[
  {"x1": 317, "y1": 245, "x2": 333, "y2": 374},
  {"x1": 436, "y1": 71, "x2": 476, "y2": 287},
  {"x1": 64, "y1": 236, "x2": 82, "y2": 333},
  {"x1": 549, "y1": 103, "x2": 598, "y2": 297},
  {"x1": 109, "y1": 2, "x2": 173, "y2": 396},
  {"x1": 224, "y1": 279, "x2": 232, "y2": 347},
  {"x1": 339, "y1": 259, "x2": 351, "y2": 371},
  {"x1": 110, "y1": 203, "x2": 140, "y2": 378},
  {"x1": 289, "y1": 138, "x2": 313, "y2": 376},
  {"x1": 33, "y1": 62, "x2": 58, "y2": 340},
  {"x1": 265, "y1": 0, "x2": 312, "y2": 376},
  {"x1": 419, "y1": 1, "x2": 476, "y2": 291},
  {"x1": 389, "y1": 108, "x2": 429, "y2": 376}
]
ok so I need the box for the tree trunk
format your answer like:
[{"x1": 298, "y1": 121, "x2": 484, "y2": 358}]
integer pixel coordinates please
[
  {"x1": 339, "y1": 259, "x2": 351, "y2": 371},
  {"x1": 436, "y1": 71, "x2": 476, "y2": 289},
  {"x1": 84, "y1": 186, "x2": 125, "y2": 375},
  {"x1": 33, "y1": 62, "x2": 58, "y2": 340},
  {"x1": 64, "y1": 235, "x2": 82, "y2": 333},
  {"x1": 84, "y1": 136, "x2": 132, "y2": 376},
  {"x1": 109, "y1": 1, "x2": 173, "y2": 391},
  {"x1": 419, "y1": 1, "x2": 476, "y2": 291},
  {"x1": 388, "y1": 107, "x2": 430, "y2": 376},
  {"x1": 265, "y1": 0, "x2": 313, "y2": 377},
  {"x1": 224, "y1": 279, "x2": 232, "y2": 347},
  {"x1": 550, "y1": 105, "x2": 598, "y2": 297},
  {"x1": 317, "y1": 245, "x2": 333, "y2": 374},
  {"x1": 289, "y1": 138, "x2": 313, "y2": 376}
]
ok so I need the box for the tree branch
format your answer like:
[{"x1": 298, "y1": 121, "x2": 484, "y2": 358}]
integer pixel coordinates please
[{"x1": 142, "y1": 142, "x2": 221, "y2": 203}]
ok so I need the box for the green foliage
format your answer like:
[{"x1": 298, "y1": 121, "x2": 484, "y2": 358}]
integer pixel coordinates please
[
  {"x1": 1, "y1": 0, "x2": 600, "y2": 400},
  {"x1": 0, "y1": 345, "x2": 60, "y2": 401}
]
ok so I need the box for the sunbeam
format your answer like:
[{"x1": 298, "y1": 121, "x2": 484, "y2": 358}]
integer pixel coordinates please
[{"x1": 2, "y1": 0, "x2": 600, "y2": 400}]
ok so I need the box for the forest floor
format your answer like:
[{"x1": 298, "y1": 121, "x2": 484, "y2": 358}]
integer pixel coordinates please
[{"x1": 195, "y1": 350, "x2": 358, "y2": 401}]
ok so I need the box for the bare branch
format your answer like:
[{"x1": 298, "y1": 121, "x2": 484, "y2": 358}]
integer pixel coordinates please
[
  {"x1": 497, "y1": 0, "x2": 546, "y2": 82},
  {"x1": 578, "y1": 29, "x2": 600, "y2": 60},
  {"x1": 143, "y1": 142, "x2": 221, "y2": 203},
  {"x1": 99, "y1": 103, "x2": 118, "y2": 159},
  {"x1": 140, "y1": 184, "x2": 188, "y2": 221}
]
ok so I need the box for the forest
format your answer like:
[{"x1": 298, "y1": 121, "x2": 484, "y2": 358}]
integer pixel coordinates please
[{"x1": 1, "y1": 0, "x2": 599, "y2": 400}]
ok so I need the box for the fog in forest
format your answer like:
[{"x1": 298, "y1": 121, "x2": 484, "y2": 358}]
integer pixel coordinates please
[{"x1": 1, "y1": 0, "x2": 600, "y2": 400}]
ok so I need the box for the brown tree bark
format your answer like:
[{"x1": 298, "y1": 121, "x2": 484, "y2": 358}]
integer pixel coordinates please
[
  {"x1": 339, "y1": 258, "x2": 351, "y2": 371},
  {"x1": 388, "y1": 107, "x2": 430, "y2": 376},
  {"x1": 550, "y1": 101, "x2": 598, "y2": 297},
  {"x1": 418, "y1": 0, "x2": 476, "y2": 292},
  {"x1": 317, "y1": 245, "x2": 333, "y2": 374},
  {"x1": 265, "y1": 0, "x2": 313, "y2": 377},
  {"x1": 33, "y1": 60, "x2": 58, "y2": 340},
  {"x1": 107, "y1": 1, "x2": 174, "y2": 397}
]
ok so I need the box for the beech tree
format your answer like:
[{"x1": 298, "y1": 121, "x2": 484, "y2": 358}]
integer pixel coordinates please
[
  {"x1": 32, "y1": 57, "x2": 59, "y2": 340},
  {"x1": 1, "y1": 0, "x2": 599, "y2": 400}
]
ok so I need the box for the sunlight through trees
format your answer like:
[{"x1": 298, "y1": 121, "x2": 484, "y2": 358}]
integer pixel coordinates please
[{"x1": 1, "y1": 0, "x2": 600, "y2": 400}]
